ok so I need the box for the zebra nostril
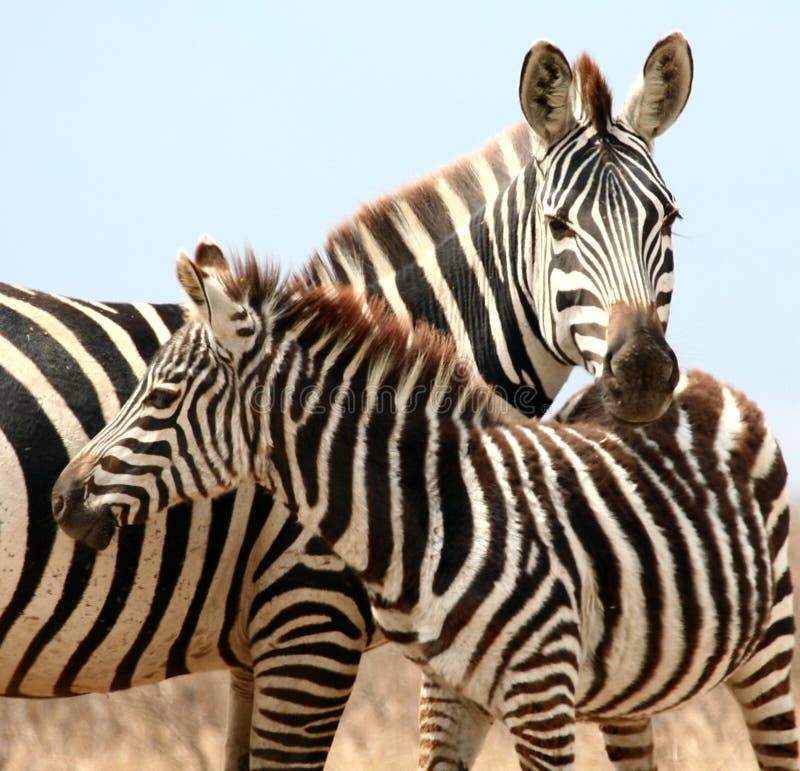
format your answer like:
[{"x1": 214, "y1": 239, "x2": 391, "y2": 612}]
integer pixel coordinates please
[
  {"x1": 53, "y1": 494, "x2": 65, "y2": 518},
  {"x1": 603, "y1": 350, "x2": 615, "y2": 378}
]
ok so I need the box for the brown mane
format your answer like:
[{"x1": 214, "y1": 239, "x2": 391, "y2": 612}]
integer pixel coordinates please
[
  {"x1": 281, "y1": 277, "x2": 499, "y2": 422},
  {"x1": 212, "y1": 248, "x2": 288, "y2": 314},
  {"x1": 574, "y1": 52, "x2": 613, "y2": 133},
  {"x1": 206, "y1": 248, "x2": 503, "y2": 425}
]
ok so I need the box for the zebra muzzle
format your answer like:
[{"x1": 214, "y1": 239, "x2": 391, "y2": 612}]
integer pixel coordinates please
[
  {"x1": 601, "y1": 304, "x2": 679, "y2": 423},
  {"x1": 52, "y1": 470, "x2": 118, "y2": 551}
]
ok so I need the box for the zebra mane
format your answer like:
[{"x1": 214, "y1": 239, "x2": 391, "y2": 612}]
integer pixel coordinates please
[
  {"x1": 302, "y1": 121, "x2": 538, "y2": 289},
  {"x1": 574, "y1": 52, "x2": 613, "y2": 134},
  {"x1": 280, "y1": 280, "x2": 503, "y2": 423},
  {"x1": 203, "y1": 248, "x2": 292, "y2": 321}
]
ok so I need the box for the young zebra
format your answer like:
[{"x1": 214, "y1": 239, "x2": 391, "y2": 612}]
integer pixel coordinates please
[{"x1": 53, "y1": 242, "x2": 797, "y2": 770}]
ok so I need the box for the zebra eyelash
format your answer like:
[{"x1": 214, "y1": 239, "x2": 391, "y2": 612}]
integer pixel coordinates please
[{"x1": 661, "y1": 209, "x2": 682, "y2": 236}]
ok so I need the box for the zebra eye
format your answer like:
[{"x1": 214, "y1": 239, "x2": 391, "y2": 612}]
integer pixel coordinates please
[
  {"x1": 548, "y1": 216, "x2": 574, "y2": 240},
  {"x1": 143, "y1": 387, "x2": 180, "y2": 410}
]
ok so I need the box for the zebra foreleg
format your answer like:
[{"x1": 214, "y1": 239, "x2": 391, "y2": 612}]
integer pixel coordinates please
[
  {"x1": 244, "y1": 531, "x2": 374, "y2": 770},
  {"x1": 226, "y1": 667, "x2": 255, "y2": 771},
  {"x1": 726, "y1": 497, "x2": 798, "y2": 770},
  {"x1": 599, "y1": 718, "x2": 655, "y2": 771},
  {"x1": 418, "y1": 671, "x2": 493, "y2": 769},
  {"x1": 500, "y1": 692, "x2": 577, "y2": 771}
]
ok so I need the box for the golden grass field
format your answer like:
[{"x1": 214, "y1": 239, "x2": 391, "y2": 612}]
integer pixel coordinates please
[{"x1": 2, "y1": 519, "x2": 798, "y2": 770}]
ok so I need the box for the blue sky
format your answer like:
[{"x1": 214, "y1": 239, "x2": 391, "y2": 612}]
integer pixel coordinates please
[{"x1": 2, "y1": 2, "x2": 798, "y2": 494}]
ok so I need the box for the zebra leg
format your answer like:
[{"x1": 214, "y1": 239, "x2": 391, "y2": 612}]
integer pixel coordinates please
[
  {"x1": 725, "y1": 495, "x2": 798, "y2": 770},
  {"x1": 418, "y1": 671, "x2": 494, "y2": 769},
  {"x1": 726, "y1": 636, "x2": 798, "y2": 770},
  {"x1": 501, "y1": 694, "x2": 577, "y2": 770},
  {"x1": 227, "y1": 667, "x2": 255, "y2": 771},
  {"x1": 599, "y1": 718, "x2": 656, "y2": 771},
  {"x1": 245, "y1": 519, "x2": 374, "y2": 770},
  {"x1": 246, "y1": 596, "x2": 369, "y2": 770}
]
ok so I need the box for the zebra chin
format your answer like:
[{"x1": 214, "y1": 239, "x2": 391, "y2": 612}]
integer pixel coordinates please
[{"x1": 54, "y1": 503, "x2": 117, "y2": 550}]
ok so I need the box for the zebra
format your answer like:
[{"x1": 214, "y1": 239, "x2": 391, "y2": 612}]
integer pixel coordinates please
[
  {"x1": 52, "y1": 241, "x2": 798, "y2": 770},
  {"x1": 312, "y1": 31, "x2": 693, "y2": 424},
  {"x1": 12, "y1": 31, "x2": 692, "y2": 768}
]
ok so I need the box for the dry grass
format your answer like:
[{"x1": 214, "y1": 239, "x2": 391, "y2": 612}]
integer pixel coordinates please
[{"x1": 2, "y1": 517, "x2": 798, "y2": 770}]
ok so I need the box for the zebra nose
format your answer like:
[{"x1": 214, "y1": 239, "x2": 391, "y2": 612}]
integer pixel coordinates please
[
  {"x1": 606, "y1": 333, "x2": 677, "y2": 390},
  {"x1": 605, "y1": 333, "x2": 677, "y2": 386},
  {"x1": 601, "y1": 304, "x2": 679, "y2": 423}
]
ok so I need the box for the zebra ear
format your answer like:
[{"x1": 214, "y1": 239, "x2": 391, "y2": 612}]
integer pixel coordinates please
[
  {"x1": 621, "y1": 31, "x2": 693, "y2": 143},
  {"x1": 519, "y1": 40, "x2": 576, "y2": 146},
  {"x1": 176, "y1": 240, "x2": 240, "y2": 339}
]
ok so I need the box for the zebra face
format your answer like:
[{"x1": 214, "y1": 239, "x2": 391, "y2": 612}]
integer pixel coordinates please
[
  {"x1": 520, "y1": 33, "x2": 691, "y2": 422},
  {"x1": 51, "y1": 321, "x2": 248, "y2": 549},
  {"x1": 52, "y1": 240, "x2": 267, "y2": 549},
  {"x1": 535, "y1": 123, "x2": 680, "y2": 420}
]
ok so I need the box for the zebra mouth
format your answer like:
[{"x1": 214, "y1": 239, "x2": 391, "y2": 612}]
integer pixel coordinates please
[
  {"x1": 76, "y1": 508, "x2": 118, "y2": 551},
  {"x1": 601, "y1": 306, "x2": 680, "y2": 424}
]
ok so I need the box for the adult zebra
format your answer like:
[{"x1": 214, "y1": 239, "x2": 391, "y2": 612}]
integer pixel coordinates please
[
  {"x1": 12, "y1": 32, "x2": 690, "y2": 769},
  {"x1": 53, "y1": 243, "x2": 797, "y2": 770},
  {"x1": 314, "y1": 31, "x2": 692, "y2": 424}
]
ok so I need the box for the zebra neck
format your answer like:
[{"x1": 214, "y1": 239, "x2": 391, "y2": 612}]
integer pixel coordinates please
[
  {"x1": 262, "y1": 335, "x2": 492, "y2": 602},
  {"x1": 388, "y1": 165, "x2": 571, "y2": 418}
]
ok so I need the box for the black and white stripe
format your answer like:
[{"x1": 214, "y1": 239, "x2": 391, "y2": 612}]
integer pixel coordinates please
[
  {"x1": 54, "y1": 245, "x2": 797, "y2": 770},
  {"x1": 24, "y1": 31, "x2": 696, "y2": 770},
  {"x1": 0, "y1": 109, "x2": 535, "y2": 770}
]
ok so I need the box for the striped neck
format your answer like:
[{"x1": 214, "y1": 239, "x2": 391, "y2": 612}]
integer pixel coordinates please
[
  {"x1": 384, "y1": 163, "x2": 572, "y2": 419},
  {"x1": 257, "y1": 306, "x2": 501, "y2": 599}
]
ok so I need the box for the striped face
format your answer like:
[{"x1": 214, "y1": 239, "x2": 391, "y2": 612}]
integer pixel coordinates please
[
  {"x1": 534, "y1": 121, "x2": 678, "y2": 374},
  {"x1": 518, "y1": 35, "x2": 692, "y2": 422},
  {"x1": 51, "y1": 321, "x2": 249, "y2": 548}
]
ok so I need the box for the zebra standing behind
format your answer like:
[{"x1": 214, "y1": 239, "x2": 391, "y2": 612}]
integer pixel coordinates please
[
  {"x1": 54, "y1": 242, "x2": 797, "y2": 770},
  {"x1": 314, "y1": 31, "x2": 692, "y2": 425}
]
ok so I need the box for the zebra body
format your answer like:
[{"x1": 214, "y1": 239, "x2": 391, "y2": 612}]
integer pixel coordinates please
[{"x1": 54, "y1": 244, "x2": 797, "y2": 770}]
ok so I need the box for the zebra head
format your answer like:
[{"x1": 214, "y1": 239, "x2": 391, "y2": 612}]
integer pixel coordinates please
[
  {"x1": 520, "y1": 32, "x2": 692, "y2": 422},
  {"x1": 51, "y1": 239, "x2": 276, "y2": 549}
]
